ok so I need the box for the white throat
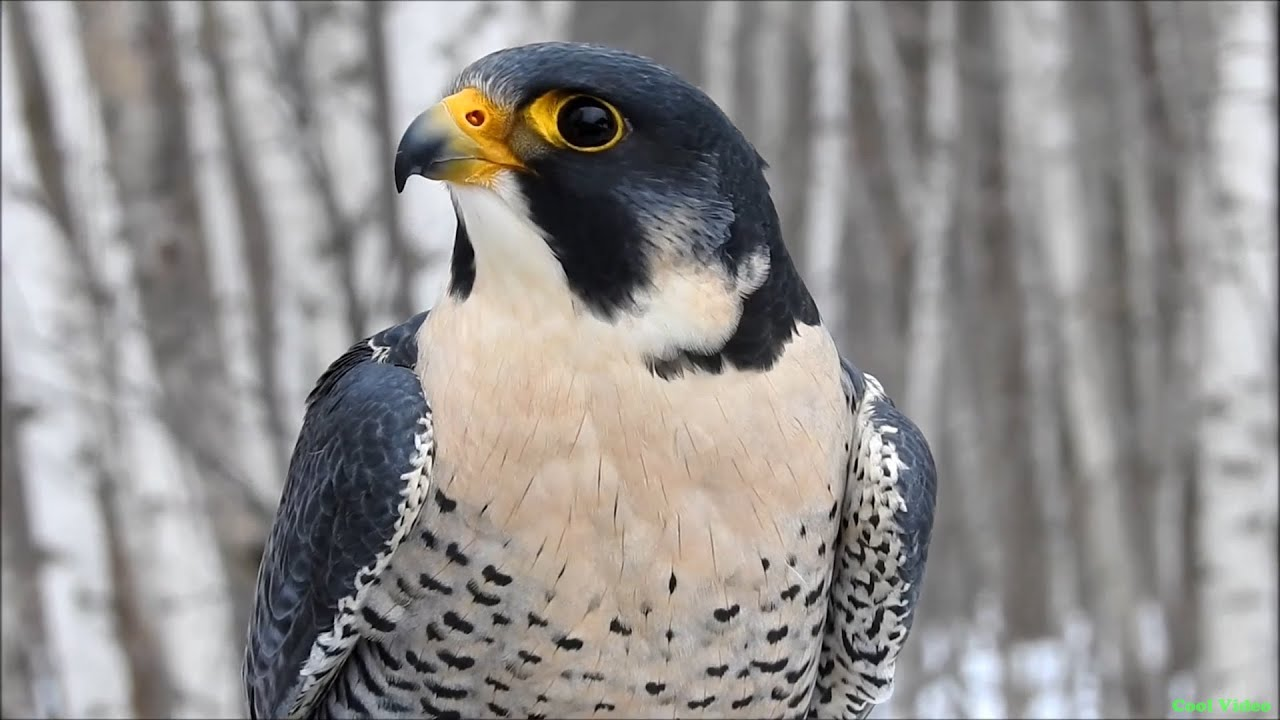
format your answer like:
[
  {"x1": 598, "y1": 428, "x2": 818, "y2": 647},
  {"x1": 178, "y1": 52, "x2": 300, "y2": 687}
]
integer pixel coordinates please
[
  {"x1": 433, "y1": 179, "x2": 771, "y2": 367},
  {"x1": 449, "y1": 181, "x2": 574, "y2": 316}
]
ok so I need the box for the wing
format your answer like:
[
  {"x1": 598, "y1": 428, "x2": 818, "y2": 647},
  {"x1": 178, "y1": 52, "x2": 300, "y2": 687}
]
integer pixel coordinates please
[
  {"x1": 811, "y1": 358, "x2": 938, "y2": 719},
  {"x1": 243, "y1": 312, "x2": 433, "y2": 719}
]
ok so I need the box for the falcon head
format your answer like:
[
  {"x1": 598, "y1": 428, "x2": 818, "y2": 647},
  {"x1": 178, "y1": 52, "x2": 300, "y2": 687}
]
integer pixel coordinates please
[{"x1": 395, "y1": 42, "x2": 818, "y2": 376}]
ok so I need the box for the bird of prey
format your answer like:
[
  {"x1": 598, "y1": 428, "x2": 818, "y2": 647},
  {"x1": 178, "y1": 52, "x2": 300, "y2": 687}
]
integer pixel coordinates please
[{"x1": 244, "y1": 41, "x2": 937, "y2": 720}]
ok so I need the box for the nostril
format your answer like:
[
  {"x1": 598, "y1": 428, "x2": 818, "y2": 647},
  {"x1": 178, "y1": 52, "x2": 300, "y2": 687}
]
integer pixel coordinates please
[{"x1": 465, "y1": 109, "x2": 485, "y2": 127}]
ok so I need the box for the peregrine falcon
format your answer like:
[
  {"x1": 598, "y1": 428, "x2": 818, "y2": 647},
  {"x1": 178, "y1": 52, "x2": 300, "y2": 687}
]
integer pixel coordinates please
[{"x1": 244, "y1": 42, "x2": 937, "y2": 720}]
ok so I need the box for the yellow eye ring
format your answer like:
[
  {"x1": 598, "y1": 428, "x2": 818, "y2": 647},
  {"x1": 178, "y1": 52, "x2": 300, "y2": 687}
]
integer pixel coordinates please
[{"x1": 525, "y1": 92, "x2": 626, "y2": 153}]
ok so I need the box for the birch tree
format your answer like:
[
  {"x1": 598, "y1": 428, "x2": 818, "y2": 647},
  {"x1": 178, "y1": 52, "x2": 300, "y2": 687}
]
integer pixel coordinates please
[
  {"x1": 1001, "y1": 1, "x2": 1149, "y2": 714},
  {"x1": 1146, "y1": 0, "x2": 1218, "y2": 693},
  {"x1": 3, "y1": 2, "x2": 141, "y2": 715},
  {"x1": 1104, "y1": 0, "x2": 1165, "y2": 592},
  {"x1": 76, "y1": 2, "x2": 242, "y2": 714},
  {"x1": 1195, "y1": 1, "x2": 1278, "y2": 708},
  {"x1": 182, "y1": 0, "x2": 290, "y2": 645},
  {"x1": 997, "y1": 1, "x2": 1082, "y2": 709},
  {"x1": 197, "y1": 0, "x2": 289, "y2": 482},
  {"x1": 800, "y1": 1, "x2": 852, "y2": 333},
  {"x1": 257, "y1": 2, "x2": 370, "y2": 342},
  {"x1": 0, "y1": 340, "x2": 61, "y2": 719},
  {"x1": 901, "y1": 0, "x2": 957, "y2": 442}
]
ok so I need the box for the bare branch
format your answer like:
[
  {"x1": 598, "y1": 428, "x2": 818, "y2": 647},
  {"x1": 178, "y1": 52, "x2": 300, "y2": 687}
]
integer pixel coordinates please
[{"x1": 256, "y1": 0, "x2": 366, "y2": 338}]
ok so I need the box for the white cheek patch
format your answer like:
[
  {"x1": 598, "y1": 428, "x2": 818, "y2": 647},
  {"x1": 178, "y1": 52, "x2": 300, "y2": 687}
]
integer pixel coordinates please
[
  {"x1": 445, "y1": 178, "x2": 775, "y2": 366},
  {"x1": 609, "y1": 197, "x2": 772, "y2": 361},
  {"x1": 616, "y1": 247, "x2": 772, "y2": 361},
  {"x1": 613, "y1": 264, "x2": 740, "y2": 358}
]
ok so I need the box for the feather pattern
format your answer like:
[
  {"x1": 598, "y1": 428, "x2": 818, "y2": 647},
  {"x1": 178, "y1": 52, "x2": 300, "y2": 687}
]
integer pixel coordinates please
[
  {"x1": 811, "y1": 358, "x2": 938, "y2": 719},
  {"x1": 243, "y1": 313, "x2": 433, "y2": 720}
]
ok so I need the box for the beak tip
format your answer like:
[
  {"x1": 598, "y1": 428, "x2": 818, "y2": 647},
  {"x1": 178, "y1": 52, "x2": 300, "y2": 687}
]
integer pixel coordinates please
[
  {"x1": 393, "y1": 151, "x2": 417, "y2": 194},
  {"x1": 394, "y1": 105, "x2": 470, "y2": 193}
]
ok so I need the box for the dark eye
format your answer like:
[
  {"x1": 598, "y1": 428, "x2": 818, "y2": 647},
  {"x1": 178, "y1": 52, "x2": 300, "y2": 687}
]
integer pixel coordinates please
[{"x1": 556, "y1": 96, "x2": 622, "y2": 150}]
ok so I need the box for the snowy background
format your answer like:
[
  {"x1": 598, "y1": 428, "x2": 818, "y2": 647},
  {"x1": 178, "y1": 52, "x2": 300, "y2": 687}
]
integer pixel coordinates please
[{"x1": 1, "y1": 1, "x2": 1275, "y2": 718}]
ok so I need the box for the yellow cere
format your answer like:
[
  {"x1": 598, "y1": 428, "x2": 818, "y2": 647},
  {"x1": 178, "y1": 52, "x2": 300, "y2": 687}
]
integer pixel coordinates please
[{"x1": 438, "y1": 87, "x2": 526, "y2": 184}]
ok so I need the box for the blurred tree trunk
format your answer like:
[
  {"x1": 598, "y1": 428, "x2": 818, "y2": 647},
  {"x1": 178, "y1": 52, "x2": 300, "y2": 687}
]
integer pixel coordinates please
[
  {"x1": 257, "y1": 1, "x2": 367, "y2": 341},
  {"x1": 950, "y1": 45, "x2": 1013, "y2": 611},
  {"x1": 902, "y1": 0, "x2": 957, "y2": 443},
  {"x1": 993, "y1": 0, "x2": 1078, "y2": 651},
  {"x1": 747, "y1": 1, "x2": 807, "y2": 264},
  {"x1": 1135, "y1": 0, "x2": 1187, "y2": 647},
  {"x1": 701, "y1": 0, "x2": 740, "y2": 119},
  {"x1": 6, "y1": 2, "x2": 143, "y2": 716},
  {"x1": 76, "y1": 1, "x2": 243, "y2": 714},
  {"x1": 362, "y1": 0, "x2": 418, "y2": 320},
  {"x1": 845, "y1": 0, "x2": 919, "y2": 390},
  {"x1": 1104, "y1": 0, "x2": 1164, "y2": 601},
  {"x1": 780, "y1": 3, "x2": 816, "y2": 268},
  {"x1": 800, "y1": 1, "x2": 851, "y2": 330},
  {"x1": 749, "y1": 0, "x2": 791, "y2": 171},
  {"x1": 836, "y1": 50, "x2": 897, "y2": 371},
  {"x1": 1145, "y1": 0, "x2": 1217, "y2": 696},
  {"x1": 1102, "y1": 4, "x2": 1177, "y2": 711},
  {"x1": 0, "y1": 342, "x2": 60, "y2": 719},
  {"x1": 852, "y1": 8, "x2": 974, "y2": 714},
  {"x1": 535, "y1": 0, "x2": 574, "y2": 40},
  {"x1": 852, "y1": 1, "x2": 919, "y2": 231},
  {"x1": 567, "y1": 0, "x2": 705, "y2": 79},
  {"x1": 198, "y1": 0, "x2": 290, "y2": 487},
  {"x1": 1062, "y1": 20, "x2": 1165, "y2": 703},
  {"x1": 1195, "y1": 1, "x2": 1278, "y2": 710},
  {"x1": 945, "y1": 24, "x2": 1052, "y2": 674},
  {"x1": 1003, "y1": 1, "x2": 1148, "y2": 714},
  {"x1": 834, "y1": 147, "x2": 894, "y2": 360},
  {"x1": 194, "y1": 0, "x2": 287, "y2": 650}
]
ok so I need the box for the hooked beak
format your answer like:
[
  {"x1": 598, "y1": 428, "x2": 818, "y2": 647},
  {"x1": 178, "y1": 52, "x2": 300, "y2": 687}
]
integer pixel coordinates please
[{"x1": 394, "y1": 88, "x2": 526, "y2": 192}]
